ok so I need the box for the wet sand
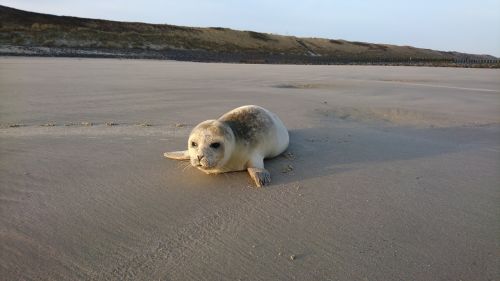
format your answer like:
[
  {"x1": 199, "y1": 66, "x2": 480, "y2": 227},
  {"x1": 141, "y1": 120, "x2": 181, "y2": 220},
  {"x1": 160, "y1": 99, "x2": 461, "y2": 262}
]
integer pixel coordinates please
[{"x1": 1, "y1": 57, "x2": 499, "y2": 280}]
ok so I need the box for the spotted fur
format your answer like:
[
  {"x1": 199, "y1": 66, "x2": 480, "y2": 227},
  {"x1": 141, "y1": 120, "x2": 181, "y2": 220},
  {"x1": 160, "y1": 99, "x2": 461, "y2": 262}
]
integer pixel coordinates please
[{"x1": 164, "y1": 105, "x2": 289, "y2": 187}]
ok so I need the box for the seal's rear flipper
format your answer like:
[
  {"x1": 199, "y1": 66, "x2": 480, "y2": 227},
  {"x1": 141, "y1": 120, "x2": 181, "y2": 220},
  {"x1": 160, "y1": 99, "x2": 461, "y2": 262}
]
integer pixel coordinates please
[{"x1": 164, "y1": 150, "x2": 190, "y2": 160}]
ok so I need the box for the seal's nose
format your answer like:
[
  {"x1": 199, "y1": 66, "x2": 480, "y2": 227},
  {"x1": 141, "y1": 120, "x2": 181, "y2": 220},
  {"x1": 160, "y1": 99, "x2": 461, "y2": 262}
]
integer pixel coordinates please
[{"x1": 197, "y1": 155, "x2": 204, "y2": 161}]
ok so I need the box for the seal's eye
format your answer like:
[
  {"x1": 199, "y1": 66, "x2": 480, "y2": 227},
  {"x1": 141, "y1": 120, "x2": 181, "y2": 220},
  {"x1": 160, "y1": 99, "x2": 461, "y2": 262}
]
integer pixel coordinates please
[
  {"x1": 191, "y1": 141, "x2": 198, "y2": 147},
  {"x1": 210, "y1": 142, "x2": 221, "y2": 149}
]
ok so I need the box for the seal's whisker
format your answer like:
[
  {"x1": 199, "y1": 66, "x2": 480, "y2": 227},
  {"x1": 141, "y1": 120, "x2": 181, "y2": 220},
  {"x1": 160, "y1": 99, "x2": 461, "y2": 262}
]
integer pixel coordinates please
[
  {"x1": 181, "y1": 162, "x2": 192, "y2": 172},
  {"x1": 175, "y1": 161, "x2": 191, "y2": 172}
]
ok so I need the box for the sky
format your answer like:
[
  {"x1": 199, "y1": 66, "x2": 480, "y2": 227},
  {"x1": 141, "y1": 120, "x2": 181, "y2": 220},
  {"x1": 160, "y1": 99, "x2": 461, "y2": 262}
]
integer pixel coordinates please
[{"x1": 2, "y1": 0, "x2": 499, "y2": 56}]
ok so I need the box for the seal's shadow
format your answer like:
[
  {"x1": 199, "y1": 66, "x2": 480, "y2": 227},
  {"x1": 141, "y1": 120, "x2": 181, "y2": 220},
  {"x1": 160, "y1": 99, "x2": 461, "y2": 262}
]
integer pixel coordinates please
[{"x1": 263, "y1": 125, "x2": 488, "y2": 186}]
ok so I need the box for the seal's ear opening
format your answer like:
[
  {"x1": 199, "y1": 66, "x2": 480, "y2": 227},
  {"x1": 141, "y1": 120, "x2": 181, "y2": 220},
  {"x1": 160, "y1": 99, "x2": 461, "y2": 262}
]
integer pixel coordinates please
[{"x1": 164, "y1": 150, "x2": 190, "y2": 160}]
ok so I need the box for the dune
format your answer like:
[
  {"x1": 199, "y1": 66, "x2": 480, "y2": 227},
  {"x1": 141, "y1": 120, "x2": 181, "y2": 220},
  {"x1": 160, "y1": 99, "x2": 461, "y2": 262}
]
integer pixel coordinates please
[{"x1": 1, "y1": 57, "x2": 499, "y2": 280}]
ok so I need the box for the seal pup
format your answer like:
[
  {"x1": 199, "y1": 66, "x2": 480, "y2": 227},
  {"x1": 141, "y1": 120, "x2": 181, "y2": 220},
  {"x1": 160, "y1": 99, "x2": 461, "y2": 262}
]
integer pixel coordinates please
[{"x1": 164, "y1": 105, "x2": 289, "y2": 187}]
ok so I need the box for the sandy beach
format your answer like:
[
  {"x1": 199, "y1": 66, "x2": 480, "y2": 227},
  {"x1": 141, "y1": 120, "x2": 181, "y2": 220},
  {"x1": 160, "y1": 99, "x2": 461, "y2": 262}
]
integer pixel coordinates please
[{"x1": 1, "y1": 57, "x2": 499, "y2": 280}]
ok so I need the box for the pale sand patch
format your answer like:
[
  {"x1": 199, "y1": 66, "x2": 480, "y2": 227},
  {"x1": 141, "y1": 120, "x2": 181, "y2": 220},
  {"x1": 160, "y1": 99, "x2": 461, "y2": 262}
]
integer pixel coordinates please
[{"x1": 313, "y1": 106, "x2": 499, "y2": 127}]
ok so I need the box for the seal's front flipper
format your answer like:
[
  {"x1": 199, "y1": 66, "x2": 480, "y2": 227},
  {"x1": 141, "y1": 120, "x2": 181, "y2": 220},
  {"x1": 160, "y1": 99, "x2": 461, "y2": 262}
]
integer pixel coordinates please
[
  {"x1": 164, "y1": 150, "x2": 190, "y2": 160},
  {"x1": 247, "y1": 167, "x2": 271, "y2": 187}
]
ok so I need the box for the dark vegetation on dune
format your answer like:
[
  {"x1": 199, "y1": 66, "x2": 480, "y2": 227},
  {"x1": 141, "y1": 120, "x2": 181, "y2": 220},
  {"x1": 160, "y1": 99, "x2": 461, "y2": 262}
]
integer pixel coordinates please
[{"x1": 0, "y1": 5, "x2": 498, "y2": 67}]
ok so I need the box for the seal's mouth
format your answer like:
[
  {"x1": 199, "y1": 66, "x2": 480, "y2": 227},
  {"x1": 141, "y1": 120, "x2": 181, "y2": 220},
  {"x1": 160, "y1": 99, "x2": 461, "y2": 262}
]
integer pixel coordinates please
[
  {"x1": 191, "y1": 158, "x2": 216, "y2": 170},
  {"x1": 195, "y1": 163, "x2": 210, "y2": 170}
]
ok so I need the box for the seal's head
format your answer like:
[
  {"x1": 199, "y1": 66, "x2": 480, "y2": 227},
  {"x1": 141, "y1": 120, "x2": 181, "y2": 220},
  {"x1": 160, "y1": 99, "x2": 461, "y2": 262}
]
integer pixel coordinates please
[{"x1": 187, "y1": 120, "x2": 235, "y2": 173}]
